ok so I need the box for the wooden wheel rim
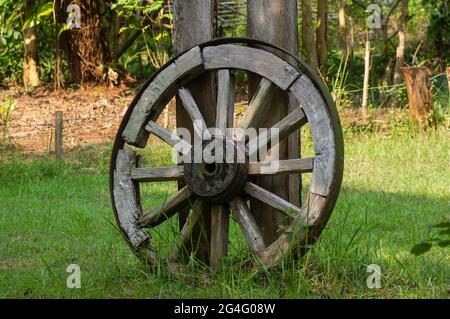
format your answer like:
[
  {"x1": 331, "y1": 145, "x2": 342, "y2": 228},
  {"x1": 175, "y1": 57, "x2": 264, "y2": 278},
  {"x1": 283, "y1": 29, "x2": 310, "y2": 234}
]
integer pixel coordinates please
[{"x1": 109, "y1": 38, "x2": 344, "y2": 269}]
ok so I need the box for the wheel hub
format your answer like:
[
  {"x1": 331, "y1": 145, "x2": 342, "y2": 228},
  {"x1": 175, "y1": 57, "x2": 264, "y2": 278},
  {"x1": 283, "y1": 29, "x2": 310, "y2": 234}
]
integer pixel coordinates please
[{"x1": 183, "y1": 137, "x2": 247, "y2": 203}]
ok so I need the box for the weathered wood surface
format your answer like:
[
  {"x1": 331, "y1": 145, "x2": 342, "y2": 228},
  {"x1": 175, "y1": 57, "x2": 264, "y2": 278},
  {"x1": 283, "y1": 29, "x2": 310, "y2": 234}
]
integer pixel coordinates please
[
  {"x1": 247, "y1": 107, "x2": 307, "y2": 159},
  {"x1": 216, "y1": 69, "x2": 236, "y2": 132},
  {"x1": 113, "y1": 149, "x2": 150, "y2": 249},
  {"x1": 400, "y1": 67, "x2": 435, "y2": 126},
  {"x1": 237, "y1": 78, "x2": 276, "y2": 130},
  {"x1": 230, "y1": 198, "x2": 266, "y2": 255},
  {"x1": 173, "y1": 0, "x2": 216, "y2": 264},
  {"x1": 138, "y1": 186, "x2": 193, "y2": 227},
  {"x1": 289, "y1": 75, "x2": 335, "y2": 197},
  {"x1": 247, "y1": 158, "x2": 313, "y2": 175},
  {"x1": 288, "y1": 96, "x2": 302, "y2": 207},
  {"x1": 247, "y1": 0, "x2": 300, "y2": 246},
  {"x1": 55, "y1": 111, "x2": 63, "y2": 160},
  {"x1": 145, "y1": 121, "x2": 191, "y2": 151},
  {"x1": 203, "y1": 45, "x2": 299, "y2": 90},
  {"x1": 244, "y1": 182, "x2": 299, "y2": 217},
  {"x1": 122, "y1": 46, "x2": 204, "y2": 147},
  {"x1": 178, "y1": 87, "x2": 210, "y2": 139},
  {"x1": 131, "y1": 166, "x2": 184, "y2": 182},
  {"x1": 209, "y1": 204, "x2": 230, "y2": 271}
]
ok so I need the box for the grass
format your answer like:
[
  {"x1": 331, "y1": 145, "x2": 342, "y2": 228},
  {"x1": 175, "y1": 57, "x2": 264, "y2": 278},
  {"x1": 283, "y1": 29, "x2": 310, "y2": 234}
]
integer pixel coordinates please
[{"x1": 0, "y1": 125, "x2": 449, "y2": 299}]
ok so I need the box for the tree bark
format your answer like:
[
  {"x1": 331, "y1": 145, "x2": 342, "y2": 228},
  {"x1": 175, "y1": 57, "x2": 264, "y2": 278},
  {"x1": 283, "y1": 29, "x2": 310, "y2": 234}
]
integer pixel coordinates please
[
  {"x1": 173, "y1": 0, "x2": 216, "y2": 263},
  {"x1": 393, "y1": 0, "x2": 408, "y2": 85},
  {"x1": 23, "y1": 0, "x2": 40, "y2": 87},
  {"x1": 57, "y1": 0, "x2": 110, "y2": 85},
  {"x1": 401, "y1": 67, "x2": 434, "y2": 126},
  {"x1": 248, "y1": 0, "x2": 299, "y2": 245},
  {"x1": 338, "y1": 0, "x2": 350, "y2": 58},
  {"x1": 53, "y1": 0, "x2": 63, "y2": 90},
  {"x1": 301, "y1": 0, "x2": 318, "y2": 71},
  {"x1": 362, "y1": 31, "x2": 371, "y2": 117},
  {"x1": 316, "y1": 0, "x2": 328, "y2": 76}
]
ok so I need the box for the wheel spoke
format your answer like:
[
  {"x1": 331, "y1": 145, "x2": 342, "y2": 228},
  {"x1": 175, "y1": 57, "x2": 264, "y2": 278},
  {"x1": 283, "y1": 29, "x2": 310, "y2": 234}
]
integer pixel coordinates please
[
  {"x1": 247, "y1": 107, "x2": 307, "y2": 158},
  {"x1": 244, "y1": 182, "x2": 301, "y2": 217},
  {"x1": 168, "y1": 201, "x2": 204, "y2": 262},
  {"x1": 145, "y1": 121, "x2": 191, "y2": 150},
  {"x1": 131, "y1": 166, "x2": 184, "y2": 182},
  {"x1": 237, "y1": 78, "x2": 276, "y2": 131},
  {"x1": 229, "y1": 197, "x2": 266, "y2": 255},
  {"x1": 216, "y1": 69, "x2": 236, "y2": 132},
  {"x1": 247, "y1": 158, "x2": 313, "y2": 175},
  {"x1": 178, "y1": 87, "x2": 211, "y2": 139},
  {"x1": 138, "y1": 186, "x2": 193, "y2": 227},
  {"x1": 209, "y1": 204, "x2": 230, "y2": 271}
]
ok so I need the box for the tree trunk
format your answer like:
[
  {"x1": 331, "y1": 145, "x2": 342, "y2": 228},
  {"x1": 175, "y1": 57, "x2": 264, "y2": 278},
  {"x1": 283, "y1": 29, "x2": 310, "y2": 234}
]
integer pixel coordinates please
[
  {"x1": 57, "y1": 0, "x2": 110, "y2": 85},
  {"x1": 338, "y1": 0, "x2": 348, "y2": 57},
  {"x1": 248, "y1": 0, "x2": 299, "y2": 245},
  {"x1": 53, "y1": 0, "x2": 63, "y2": 90},
  {"x1": 23, "y1": 0, "x2": 40, "y2": 87},
  {"x1": 301, "y1": 0, "x2": 318, "y2": 71},
  {"x1": 173, "y1": 0, "x2": 216, "y2": 263},
  {"x1": 401, "y1": 67, "x2": 434, "y2": 126},
  {"x1": 316, "y1": 0, "x2": 328, "y2": 76},
  {"x1": 362, "y1": 31, "x2": 371, "y2": 117},
  {"x1": 393, "y1": 0, "x2": 408, "y2": 85}
]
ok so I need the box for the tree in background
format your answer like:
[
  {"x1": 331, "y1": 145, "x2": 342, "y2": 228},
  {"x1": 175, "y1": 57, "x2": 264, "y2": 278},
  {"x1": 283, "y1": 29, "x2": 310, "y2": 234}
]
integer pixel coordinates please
[
  {"x1": 393, "y1": 0, "x2": 408, "y2": 85},
  {"x1": 316, "y1": 0, "x2": 328, "y2": 76},
  {"x1": 23, "y1": 0, "x2": 40, "y2": 87},
  {"x1": 301, "y1": 0, "x2": 318, "y2": 71},
  {"x1": 423, "y1": 0, "x2": 450, "y2": 72},
  {"x1": 56, "y1": 0, "x2": 110, "y2": 85}
]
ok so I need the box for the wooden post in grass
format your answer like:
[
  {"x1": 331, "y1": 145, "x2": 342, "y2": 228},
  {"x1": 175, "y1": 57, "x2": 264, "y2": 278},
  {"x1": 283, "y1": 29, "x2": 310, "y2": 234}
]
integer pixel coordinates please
[
  {"x1": 55, "y1": 111, "x2": 63, "y2": 159},
  {"x1": 247, "y1": 0, "x2": 300, "y2": 245},
  {"x1": 173, "y1": 0, "x2": 216, "y2": 264},
  {"x1": 400, "y1": 67, "x2": 434, "y2": 127}
]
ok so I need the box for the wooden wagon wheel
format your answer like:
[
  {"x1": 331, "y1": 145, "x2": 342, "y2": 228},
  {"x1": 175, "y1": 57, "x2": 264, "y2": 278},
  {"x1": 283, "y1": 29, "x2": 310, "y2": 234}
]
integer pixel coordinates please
[{"x1": 109, "y1": 38, "x2": 344, "y2": 271}]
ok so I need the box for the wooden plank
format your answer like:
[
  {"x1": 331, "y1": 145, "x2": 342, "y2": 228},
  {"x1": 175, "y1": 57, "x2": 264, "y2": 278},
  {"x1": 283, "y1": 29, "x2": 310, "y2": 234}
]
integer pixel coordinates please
[
  {"x1": 173, "y1": 0, "x2": 216, "y2": 265},
  {"x1": 122, "y1": 46, "x2": 204, "y2": 147},
  {"x1": 131, "y1": 166, "x2": 184, "y2": 182},
  {"x1": 237, "y1": 78, "x2": 276, "y2": 130},
  {"x1": 247, "y1": 158, "x2": 313, "y2": 175},
  {"x1": 113, "y1": 149, "x2": 150, "y2": 249},
  {"x1": 203, "y1": 44, "x2": 299, "y2": 90},
  {"x1": 247, "y1": 107, "x2": 307, "y2": 159},
  {"x1": 216, "y1": 69, "x2": 236, "y2": 132},
  {"x1": 145, "y1": 120, "x2": 191, "y2": 150},
  {"x1": 138, "y1": 186, "x2": 193, "y2": 227},
  {"x1": 209, "y1": 204, "x2": 230, "y2": 271},
  {"x1": 244, "y1": 182, "x2": 300, "y2": 216},
  {"x1": 289, "y1": 75, "x2": 335, "y2": 196},
  {"x1": 229, "y1": 198, "x2": 266, "y2": 255},
  {"x1": 247, "y1": 0, "x2": 300, "y2": 246},
  {"x1": 168, "y1": 201, "x2": 204, "y2": 263},
  {"x1": 288, "y1": 95, "x2": 301, "y2": 207},
  {"x1": 178, "y1": 87, "x2": 211, "y2": 139}
]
